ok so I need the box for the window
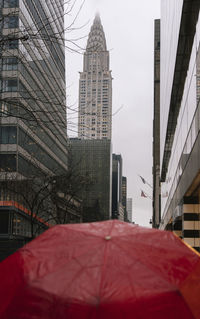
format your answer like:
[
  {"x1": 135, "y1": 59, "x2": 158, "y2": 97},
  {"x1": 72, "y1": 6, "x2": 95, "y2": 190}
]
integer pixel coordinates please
[
  {"x1": 12, "y1": 213, "x2": 31, "y2": 237},
  {"x1": 3, "y1": 79, "x2": 18, "y2": 92},
  {"x1": 0, "y1": 103, "x2": 9, "y2": 116},
  {"x1": 4, "y1": 0, "x2": 19, "y2": 7},
  {"x1": 4, "y1": 16, "x2": 19, "y2": 28},
  {"x1": 5, "y1": 39, "x2": 18, "y2": 49},
  {"x1": 2, "y1": 57, "x2": 18, "y2": 71},
  {"x1": 0, "y1": 211, "x2": 9, "y2": 234},
  {"x1": 0, "y1": 154, "x2": 17, "y2": 171},
  {"x1": 0, "y1": 126, "x2": 17, "y2": 144}
]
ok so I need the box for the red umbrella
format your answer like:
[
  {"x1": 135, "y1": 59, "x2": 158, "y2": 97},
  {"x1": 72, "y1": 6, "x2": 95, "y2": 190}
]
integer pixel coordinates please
[{"x1": 0, "y1": 220, "x2": 200, "y2": 319}]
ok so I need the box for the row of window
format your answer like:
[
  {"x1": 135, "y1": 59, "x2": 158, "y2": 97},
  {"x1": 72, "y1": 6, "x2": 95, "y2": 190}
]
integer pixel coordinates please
[
  {"x1": 88, "y1": 133, "x2": 107, "y2": 138},
  {"x1": 0, "y1": 0, "x2": 18, "y2": 8},
  {"x1": 1, "y1": 79, "x2": 18, "y2": 92},
  {"x1": 3, "y1": 15, "x2": 19, "y2": 29},
  {"x1": 12, "y1": 213, "x2": 32, "y2": 237},
  {"x1": 0, "y1": 211, "x2": 42, "y2": 237},
  {"x1": 0, "y1": 126, "x2": 17, "y2": 144},
  {"x1": 80, "y1": 128, "x2": 108, "y2": 134},
  {"x1": 4, "y1": 39, "x2": 18, "y2": 49},
  {"x1": 0, "y1": 154, "x2": 16, "y2": 172},
  {"x1": 1, "y1": 57, "x2": 18, "y2": 71},
  {"x1": 80, "y1": 120, "x2": 107, "y2": 125}
]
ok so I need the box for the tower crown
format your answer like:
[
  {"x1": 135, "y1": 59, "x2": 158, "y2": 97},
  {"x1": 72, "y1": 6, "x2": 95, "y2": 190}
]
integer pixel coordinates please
[
  {"x1": 86, "y1": 14, "x2": 107, "y2": 52},
  {"x1": 79, "y1": 14, "x2": 112, "y2": 140}
]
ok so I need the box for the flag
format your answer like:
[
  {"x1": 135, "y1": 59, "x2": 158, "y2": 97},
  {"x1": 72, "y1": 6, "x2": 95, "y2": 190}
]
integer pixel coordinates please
[
  {"x1": 162, "y1": 191, "x2": 168, "y2": 198},
  {"x1": 139, "y1": 175, "x2": 153, "y2": 188},
  {"x1": 141, "y1": 190, "x2": 147, "y2": 198}
]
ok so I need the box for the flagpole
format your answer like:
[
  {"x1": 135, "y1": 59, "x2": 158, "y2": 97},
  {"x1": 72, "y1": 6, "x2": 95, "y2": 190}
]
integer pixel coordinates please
[{"x1": 138, "y1": 175, "x2": 153, "y2": 189}]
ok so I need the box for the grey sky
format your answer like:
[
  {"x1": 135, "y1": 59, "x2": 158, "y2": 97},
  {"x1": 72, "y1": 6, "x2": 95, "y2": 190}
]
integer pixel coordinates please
[{"x1": 66, "y1": 0, "x2": 160, "y2": 227}]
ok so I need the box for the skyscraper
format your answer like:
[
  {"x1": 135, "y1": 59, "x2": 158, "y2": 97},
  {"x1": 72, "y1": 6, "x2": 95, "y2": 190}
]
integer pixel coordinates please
[
  {"x1": 0, "y1": 0, "x2": 68, "y2": 178},
  {"x1": 122, "y1": 176, "x2": 127, "y2": 221},
  {"x1": 152, "y1": 19, "x2": 160, "y2": 228},
  {"x1": 0, "y1": 0, "x2": 68, "y2": 259},
  {"x1": 78, "y1": 14, "x2": 112, "y2": 140}
]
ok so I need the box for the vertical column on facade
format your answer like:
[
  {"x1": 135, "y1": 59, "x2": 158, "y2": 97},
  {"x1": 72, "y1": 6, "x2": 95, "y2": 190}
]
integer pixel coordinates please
[{"x1": 182, "y1": 199, "x2": 200, "y2": 252}]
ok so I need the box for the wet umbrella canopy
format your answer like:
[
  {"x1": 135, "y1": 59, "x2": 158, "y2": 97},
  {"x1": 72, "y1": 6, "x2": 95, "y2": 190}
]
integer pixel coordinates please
[{"x1": 0, "y1": 220, "x2": 200, "y2": 318}]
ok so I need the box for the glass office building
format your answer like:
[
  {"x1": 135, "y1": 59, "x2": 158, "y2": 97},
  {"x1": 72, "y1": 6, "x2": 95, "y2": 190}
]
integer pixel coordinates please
[
  {"x1": 0, "y1": 0, "x2": 68, "y2": 178},
  {"x1": 160, "y1": 0, "x2": 200, "y2": 250},
  {"x1": 70, "y1": 138, "x2": 112, "y2": 221},
  {"x1": 0, "y1": 0, "x2": 68, "y2": 256}
]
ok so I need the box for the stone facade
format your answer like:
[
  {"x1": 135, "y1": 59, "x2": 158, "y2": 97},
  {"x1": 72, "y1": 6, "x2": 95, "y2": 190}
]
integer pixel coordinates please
[{"x1": 78, "y1": 14, "x2": 112, "y2": 140}]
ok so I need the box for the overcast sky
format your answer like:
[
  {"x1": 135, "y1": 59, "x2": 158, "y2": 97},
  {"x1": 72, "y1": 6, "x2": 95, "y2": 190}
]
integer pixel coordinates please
[{"x1": 66, "y1": 0, "x2": 160, "y2": 227}]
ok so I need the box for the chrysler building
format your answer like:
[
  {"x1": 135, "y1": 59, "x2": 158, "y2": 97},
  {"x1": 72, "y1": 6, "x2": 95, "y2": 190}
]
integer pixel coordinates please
[{"x1": 78, "y1": 14, "x2": 112, "y2": 140}]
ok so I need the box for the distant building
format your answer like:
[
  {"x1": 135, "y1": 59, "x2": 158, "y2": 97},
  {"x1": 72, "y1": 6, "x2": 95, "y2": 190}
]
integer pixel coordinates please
[
  {"x1": 112, "y1": 154, "x2": 123, "y2": 220},
  {"x1": 127, "y1": 198, "x2": 133, "y2": 223},
  {"x1": 122, "y1": 176, "x2": 128, "y2": 221},
  {"x1": 159, "y1": 1, "x2": 200, "y2": 251},
  {"x1": 70, "y1": 138, "x2": 112, "y2": 221},
  {"x1": 152, "y1": 19, "x2": 160, "y2": 228},
  {"x1": 118, "y1": 203, "x2": 125, "y2": 221},
  {"x1": 78, "y1": 14, "x2": 112, "y2": 140}
]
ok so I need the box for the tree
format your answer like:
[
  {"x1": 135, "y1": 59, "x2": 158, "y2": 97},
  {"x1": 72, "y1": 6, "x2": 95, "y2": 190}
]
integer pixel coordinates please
[{"x1": 0, "y1": 144, "x2": 92, "y2": 238}]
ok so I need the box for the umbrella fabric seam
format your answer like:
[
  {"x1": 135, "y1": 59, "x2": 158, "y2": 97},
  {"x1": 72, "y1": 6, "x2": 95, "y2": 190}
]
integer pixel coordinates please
[{"x1": 97, "y1": 218, "x2": 116, "y2": 306}]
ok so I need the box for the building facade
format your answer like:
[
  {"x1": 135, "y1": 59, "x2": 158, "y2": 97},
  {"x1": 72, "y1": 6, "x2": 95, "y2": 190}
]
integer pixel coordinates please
[
  {"x1": 122, "y1": 176, "x2": 127, "y2": 221},
  {"x1": 70, "y1": 138, "x2": 112, "y2": 221},
  {"x1": 152, "y1": 19, "x2": 160, "y2": 228},
  {"x1": 127, "y1": 198, "x2": 132, "y2": 223},
  {"x1": 78, "y1": 14, "x2": 112, "y2": 140},
  {"x1": 160, "y1": 0, "x2": 200, "y2": 251},
  {"x1": 0, "y1": 0, "x2": 68, "y2": 257},
  {"x1": 0, "y1": 0, "x2": 67, "y2": 178}
]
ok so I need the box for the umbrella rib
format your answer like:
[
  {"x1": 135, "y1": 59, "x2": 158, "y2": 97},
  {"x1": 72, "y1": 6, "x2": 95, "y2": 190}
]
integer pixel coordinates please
[
  {"x1": 178, "y1": 290, "x2": 196, "y2": 319},
  {"x1": 61, "y1": 221, "x2": 116, "y2": 304},
  {"x1": 24, "y1": 244, "x2": 101, "y2": 280},
  {"x1": 23, "y1": 251, "x2": 102, "y2": 305},
  {"x1": 97, "y1": 220, "x2": 116, "y2": 305}
]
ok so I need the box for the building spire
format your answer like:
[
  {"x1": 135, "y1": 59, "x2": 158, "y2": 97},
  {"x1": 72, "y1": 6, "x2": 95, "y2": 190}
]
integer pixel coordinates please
[
  {"x1": 86, "y1": 14, "x2": 107, "y2": 52},
  {"x1": 94, "y1": 12, "x2": 101, "y2": 24}
]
